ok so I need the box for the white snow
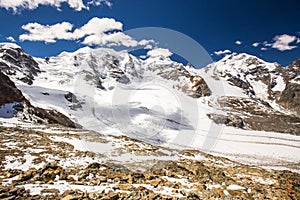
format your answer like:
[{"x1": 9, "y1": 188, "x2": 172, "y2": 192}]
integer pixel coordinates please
[
  {"x1": 49, "y1": 136, "x2": 114, "y2": 153},
  {"x1": 290, "y1": 75, "x2": 300, "y2": 84},
  {"x1": 223, "y1": 190, "x2": 230, "y2": 196},
  {"x1": 235, "y1": 174, "x2": 276, "y2": 185},
  {"x1": 21, "y1": 181, "x2": 117, "y2": 195},
  {"x1": 227, "y1": 184, "x2": 245, "y2": 190},
  {"x1": 205, "y1": 184, "x2": 222, "y2": 190},
  {"x1": 272, "y1": 75, "x2": 286, "y2": 92},
  {"x1": 0, "y1": 42, "x2": 21, "y2": 49},
  {"x1": 4, "y1": 154, "x2": 43, "y2": 171}
]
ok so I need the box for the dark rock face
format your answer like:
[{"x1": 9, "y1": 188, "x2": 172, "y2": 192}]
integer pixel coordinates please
[
  {"x1": 64, "y1": 92, "x2": 79, "y2": 103},
  {"x1": 227, "y1": 76, "x2": 255, "y2": 96},
  {"x1": 0, "y1": 45, "x2": 40, "y2": 84},
  {"x1": 64, "y1": 92, "x2": 82, "y2": 110},
  {"x1": 207, "y1": 113, "x2": 245, "y2": 128},
  {"x1": 124, "y1": 55, "x2": 139, "y2": 78},
  {"x1": 189, "y1": 75, "x2": 211, "y2": 98},
  {"x1": 277, "y1": 59, "x2": 300, "y2": 115},
  {"x1": 153, "y1": 63, "x2": 211, "y2": 98},
  {"x1": 0, "y1": 71, "x2": 25, "y2": 105},
  {"x1": 278, "y1": 83, "x2": 300, "y2": 115},
  {"x1": 0, "y1": 71, "x2": 77, "y2": 128},
  {"x1": 104, "y1": 54, "x2": 131, "y2": 84},
  {"x1": 26, "y1": 106, "x2": 79, "y2": 128},
  {"x1": 218, "y1": 96, "x2": 300, "y2": 135}
]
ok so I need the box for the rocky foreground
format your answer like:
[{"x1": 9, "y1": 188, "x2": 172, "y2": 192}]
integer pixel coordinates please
[{"x1": 0, "y1": 123, "x2": 299, "y2": 200}]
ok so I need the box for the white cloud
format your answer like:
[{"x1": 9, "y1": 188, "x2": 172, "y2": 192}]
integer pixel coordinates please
[
  {"x1": 19, "y1": 21, "x2": 74, "y2": 43},
  {"x1": 82, "y1": 31, "x2": 138, "y2": 47},
  {"x1": 271, "y1": 34, "x2": 297, "y2": 51},
  {"x1": 0, "y1": 0, "x2": 112, "y2": 12},
  {"x1": 253, "y1": 34, "x2": 300, "y2": 51},
  {"x1": 147, "y1": 48, "x2": 173, "y2": 58},
  {"x1": 252, "y1": 42, "x2": 259, "y2": 47},
  {"x1": 214, "y1": 49, "x2": 231, "y2": 56},
  {"x1": 19, "y1": 17, "x2": 152, "y2": 48},
  {"x1": 144, "y1": 44, "x2": 153, "y2": 50},
  {"x1": 6, "y1": 36, "x2": 16, "y2": 42},
  {"x1": 263, "y1": 41, "x2": 272, "y2": 47},
  {"x1": 138, "y1": 39, "x2": 154, "y2": 46},
  {"x1": 235, "y1": 40, "x2": 242, "y2": 45},
  {"x1": 72, "y1": 17, "x2": 122, "y2": 39}
]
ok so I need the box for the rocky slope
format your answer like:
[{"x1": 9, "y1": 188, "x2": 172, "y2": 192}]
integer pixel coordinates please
[{"x1": 0, "y1": 124, "x2": 299, "y2": 200}]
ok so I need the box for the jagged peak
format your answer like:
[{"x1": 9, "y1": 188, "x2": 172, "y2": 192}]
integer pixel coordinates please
[
  {"x1": 0, "y1": 42, "x2": 22, "y2": 50},
  {"x1": 210, "y1": 52, "x2": 278, "y2": 74},
  {"x1": 219, "y1": 52, "x2": 271, "y2": 65}
]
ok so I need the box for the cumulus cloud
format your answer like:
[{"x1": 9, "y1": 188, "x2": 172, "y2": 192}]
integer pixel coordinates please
[
  {"x1": 82, "y1": 32, "x2": 138, "y2": 47},
  {"x1": 235, "y1": 40, "x2": 242, "y2": 45},
  {"x1": 72, "y1": 17, "x2": 122, "y2": 39},
  {"x1": 19, "y1": 17, "x2": 152, "y2": 48},
  {"x1": 271, "y1": 34, "x2": 297, "y2": 51},
  {"x1": 147, "y1": 48, "x2": 173, "y2": 58},
  {"x1": 6, "y1": 36, "x2": 16, "y2": 42},
  {"x1": 214, "y1": 49, "x2": 231, "y2": 56},
  {"x1": 19, "y1": 21, "x2": 74, "y2": 43},
  {"x1": 253, "y1": 34, "x2": 299, "y2": 51},
  {"x1": 252, "y1": 42, "x2": 259, "y2": 47},
  {"x1": 0, "y1": 0, "x2": 112, "y2": 12}
]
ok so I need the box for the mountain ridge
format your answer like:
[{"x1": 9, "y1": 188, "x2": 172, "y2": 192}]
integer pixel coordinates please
[{"x1": 1, "y1": 43, "x2": 299, "y2": 135}]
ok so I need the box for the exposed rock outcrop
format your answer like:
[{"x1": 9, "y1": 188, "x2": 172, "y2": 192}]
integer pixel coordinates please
[
  {"x1": 217, "y1": 96, "x2": 300, "y2": 135},
  {"x1": 0, "y1": 71, "x2": 25, "y2": 105},
  {"x1": 277, "y1": 59, "x2": 300, "y2": 115},
  {"x1": 0, "y1": 43, "x2": 40, "y2": 84},
  {"x1": 0, "y1": 71, "x2": 77, "y2": 127}
]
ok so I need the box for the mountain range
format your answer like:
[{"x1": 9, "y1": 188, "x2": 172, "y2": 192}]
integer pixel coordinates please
[{"x1": 0, "y1": 43, "x2": 299, "y2": 199}]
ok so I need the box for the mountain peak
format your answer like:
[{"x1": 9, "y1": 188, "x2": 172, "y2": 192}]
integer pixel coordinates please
[{"x1": 0, "y1": 42, "x2": 21, "y2": 50}]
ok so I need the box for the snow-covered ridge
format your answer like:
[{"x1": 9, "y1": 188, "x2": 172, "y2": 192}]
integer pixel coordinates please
[
  {"x1": 206, "y1": 52, "x2": 286, "y2": 100},
  {"x1": 0, "y1": 42, "x2": 22, "y2": 49}
]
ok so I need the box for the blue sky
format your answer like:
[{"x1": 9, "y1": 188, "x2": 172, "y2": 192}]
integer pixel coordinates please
[{"x1": 0, "y1": 0, "x2": 299, "y2": 66}]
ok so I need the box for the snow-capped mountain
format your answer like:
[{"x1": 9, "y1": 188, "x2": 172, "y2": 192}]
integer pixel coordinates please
[
  {"x1": 203, "y1": 53, "x2": 300, "y2": 134},
  {"x1": 1, "y1": 43, "x2": 300, "y2": 199}
]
